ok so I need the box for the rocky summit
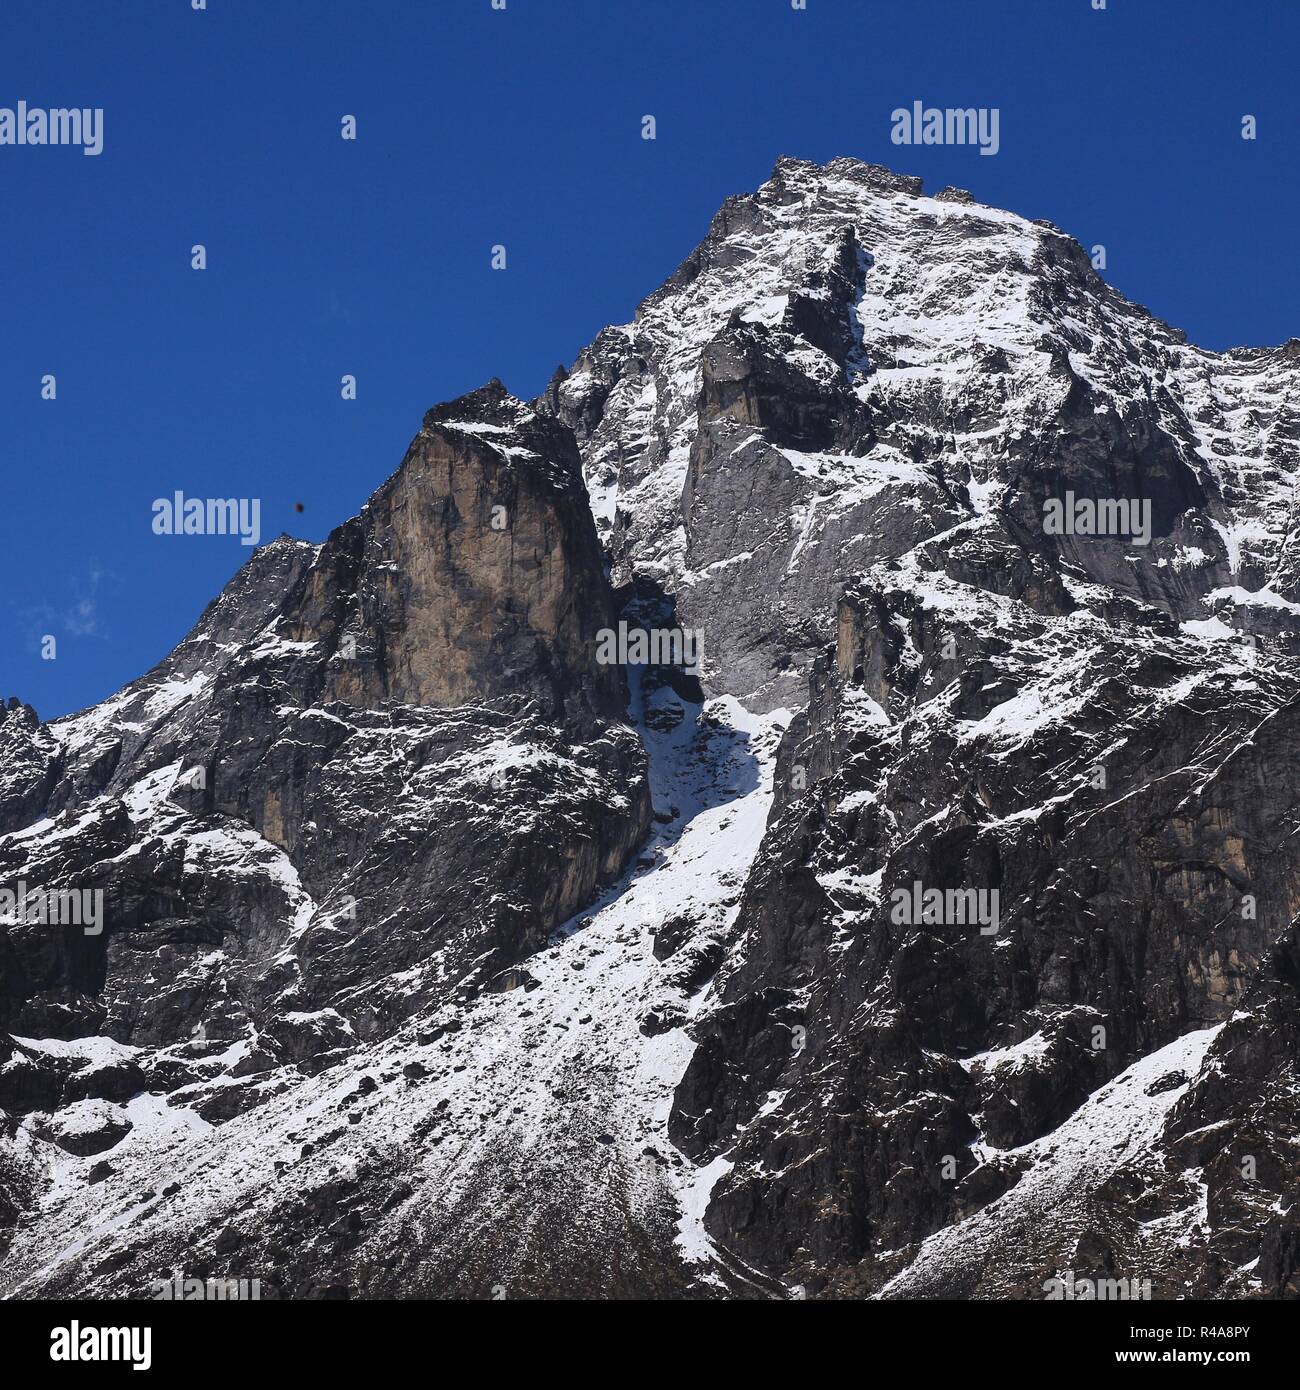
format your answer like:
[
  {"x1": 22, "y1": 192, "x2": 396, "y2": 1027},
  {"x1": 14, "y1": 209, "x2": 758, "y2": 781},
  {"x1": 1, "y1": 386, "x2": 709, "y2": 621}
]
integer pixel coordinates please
[{"x1": 2, "y1": 156, "x2": 1298, "y2": 1301}]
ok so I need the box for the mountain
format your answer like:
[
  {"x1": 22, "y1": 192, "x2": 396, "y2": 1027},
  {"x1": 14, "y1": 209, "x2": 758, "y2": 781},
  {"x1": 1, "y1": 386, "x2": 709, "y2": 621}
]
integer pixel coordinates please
[{"x1": 1, "y1": 156, "x2": 1297, "y2": 1300}]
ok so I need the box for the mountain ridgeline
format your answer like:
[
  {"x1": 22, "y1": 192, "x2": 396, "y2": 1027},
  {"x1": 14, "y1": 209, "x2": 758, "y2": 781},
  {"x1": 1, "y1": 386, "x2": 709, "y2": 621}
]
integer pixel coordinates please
[{"x1": 1, "y1": 157, "x2": 1298, "y2": 1300}]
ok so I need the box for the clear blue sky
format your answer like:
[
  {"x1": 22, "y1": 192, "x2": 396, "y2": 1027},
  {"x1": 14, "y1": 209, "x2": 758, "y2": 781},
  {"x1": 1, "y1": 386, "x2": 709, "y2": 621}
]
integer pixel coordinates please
[{"x1": 2, "y1": 0, "x2": 1296, "y2": 720}]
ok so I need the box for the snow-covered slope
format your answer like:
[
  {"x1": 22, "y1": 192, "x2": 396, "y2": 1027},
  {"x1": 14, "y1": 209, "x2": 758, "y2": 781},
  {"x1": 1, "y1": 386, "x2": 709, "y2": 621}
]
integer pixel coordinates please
[
  {"x1": 1, "y1": 681, "x2": 787, "y2": 1299},
  {"x1": 880, "y1": 1027, "x2": 1224, "y2": 1300}
]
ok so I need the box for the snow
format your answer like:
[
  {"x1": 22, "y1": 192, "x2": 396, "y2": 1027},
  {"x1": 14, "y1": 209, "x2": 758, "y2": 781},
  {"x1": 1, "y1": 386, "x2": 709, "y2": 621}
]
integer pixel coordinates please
[
  {"x1": 961, "y1": 1030, "x2": 1051, "y2": 1074},
  {"x1": 1181, "y1": 615, "x2": 1239, "y2": 643},
  {"x1": 142, "y1": 674, "x2": 210, "y2": 717},
  {"x1": 11, "y1": 1034, "x2": 138, "y2": 1067},
  {"x1": 121, "y1": 763, "x2": 185, "y2": 823},
  {"x1": 676, "y1": 1155, "x2": 735, "y2": 1267},
  {"x1": 1206, "y1": 584, "x2": 1300, "y2": 614}
]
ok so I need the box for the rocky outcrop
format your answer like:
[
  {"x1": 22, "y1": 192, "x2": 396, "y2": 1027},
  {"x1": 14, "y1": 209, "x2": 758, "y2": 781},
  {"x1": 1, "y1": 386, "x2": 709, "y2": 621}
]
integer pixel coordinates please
[
  {"x1": 0, "y1": 701, "x2": 60, "y2": 836},
  {"x1": 0, "y1": 383, "x2": 649, "y2": 1056}
]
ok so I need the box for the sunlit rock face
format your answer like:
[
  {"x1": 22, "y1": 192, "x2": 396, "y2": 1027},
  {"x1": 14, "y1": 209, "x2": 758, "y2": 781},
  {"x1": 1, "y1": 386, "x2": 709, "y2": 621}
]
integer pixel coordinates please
[{"x1": 291, "y1": 379, "x2": 626, "y2": 721}]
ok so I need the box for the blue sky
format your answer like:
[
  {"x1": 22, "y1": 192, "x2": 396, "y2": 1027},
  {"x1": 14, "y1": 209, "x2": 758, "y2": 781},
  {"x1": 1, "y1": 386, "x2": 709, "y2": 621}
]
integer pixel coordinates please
[{"x1": 2, "y1": 0, "x2": 1296, "y2": 720}]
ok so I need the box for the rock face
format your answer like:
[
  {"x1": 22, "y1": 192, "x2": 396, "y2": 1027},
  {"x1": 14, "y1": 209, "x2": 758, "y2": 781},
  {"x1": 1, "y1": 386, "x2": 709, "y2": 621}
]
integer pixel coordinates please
[
  {"x1": 3, "y1": 156, "x2": 1299, "y2": 1301},
  {"x1": 307, "y1": 380, "x2": 626, "y2": 720},
  {"x1": 0, "y1": 380, "x2": 648, "y2": 1056}
]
